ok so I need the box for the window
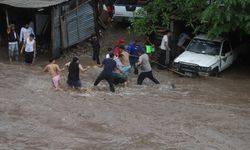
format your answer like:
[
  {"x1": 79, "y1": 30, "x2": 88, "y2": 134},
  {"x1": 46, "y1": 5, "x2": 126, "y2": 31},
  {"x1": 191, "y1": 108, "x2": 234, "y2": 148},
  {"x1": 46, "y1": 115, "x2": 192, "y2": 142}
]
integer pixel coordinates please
[
  {"x1": 222, "y1": 41, "x2": 231, "y2": 55},
  {"x1": 186, "y1": 39, "x2": 221, "y2": 56}
]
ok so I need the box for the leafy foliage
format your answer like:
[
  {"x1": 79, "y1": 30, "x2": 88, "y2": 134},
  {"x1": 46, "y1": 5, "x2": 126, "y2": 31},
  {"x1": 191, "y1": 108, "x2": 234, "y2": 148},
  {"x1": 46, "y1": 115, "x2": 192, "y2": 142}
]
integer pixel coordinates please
[
  {"x1": 131, "y1": 0, "x2": 250, "y2": 38},
  {"x1": 200, "y1": 0, "x2": 250, "y2": 37}
]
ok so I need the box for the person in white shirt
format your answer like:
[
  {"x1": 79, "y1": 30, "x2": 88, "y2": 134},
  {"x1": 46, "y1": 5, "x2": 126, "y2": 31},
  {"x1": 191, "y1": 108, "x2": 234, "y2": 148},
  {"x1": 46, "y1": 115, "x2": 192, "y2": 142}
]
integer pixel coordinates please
[
  {"x1": 20, "y1": 23, "x2": 34, "y2": 44},
  {"x1": 29, "y1": 21, "x2": 34, "y2": 31},
  {"x1": 21, "y1": 34, "x2": 36, "y2": 64},
  {"x1": 158, "y1": 30, "x2": 172, "y2": 69}
]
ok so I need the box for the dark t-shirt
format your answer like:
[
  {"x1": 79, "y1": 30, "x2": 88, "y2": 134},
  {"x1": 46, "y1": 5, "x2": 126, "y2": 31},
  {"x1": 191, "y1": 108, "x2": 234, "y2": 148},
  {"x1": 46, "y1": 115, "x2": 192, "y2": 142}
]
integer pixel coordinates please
[
  {"x1": 8, "y1": 31, "x2": 18, "y2": 42},
  {"x1": 91, "y1": 38, "x2": 100, "y2": 49},
  {"x1": 102, "y1": 58, "x2": 116, "y2": 75}
]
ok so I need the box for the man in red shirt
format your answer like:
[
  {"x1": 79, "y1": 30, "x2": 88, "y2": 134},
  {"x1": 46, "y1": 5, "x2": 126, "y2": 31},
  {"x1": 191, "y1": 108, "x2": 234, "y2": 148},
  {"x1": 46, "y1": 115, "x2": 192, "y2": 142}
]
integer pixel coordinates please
[{"x1": 114, "y1": 39, "x2": 125, "y2": 57}]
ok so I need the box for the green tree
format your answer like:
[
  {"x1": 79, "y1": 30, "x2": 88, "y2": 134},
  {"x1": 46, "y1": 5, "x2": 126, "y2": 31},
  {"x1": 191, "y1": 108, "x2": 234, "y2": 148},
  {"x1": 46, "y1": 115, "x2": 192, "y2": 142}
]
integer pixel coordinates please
[
  {"x1": 131, "y1": 0, "x2": 250, "y2": 38},
  {"x1": 200, "y1": 0, "x2": 250, "y2": 37}
]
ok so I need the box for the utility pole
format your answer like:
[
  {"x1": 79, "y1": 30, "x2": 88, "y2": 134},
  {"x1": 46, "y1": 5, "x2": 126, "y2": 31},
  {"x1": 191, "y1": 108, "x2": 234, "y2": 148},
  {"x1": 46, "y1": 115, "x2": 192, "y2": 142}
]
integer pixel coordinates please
[{"x1": 5, "y1": 8, "x2": 9, "y2": 26}]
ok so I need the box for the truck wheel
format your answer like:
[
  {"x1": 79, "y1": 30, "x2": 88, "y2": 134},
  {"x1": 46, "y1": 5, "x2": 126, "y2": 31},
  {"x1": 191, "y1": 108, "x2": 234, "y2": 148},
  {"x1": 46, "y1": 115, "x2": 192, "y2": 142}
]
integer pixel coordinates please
[{"x1": 211, "y1": 67, "x2": 219, "y2": 77}]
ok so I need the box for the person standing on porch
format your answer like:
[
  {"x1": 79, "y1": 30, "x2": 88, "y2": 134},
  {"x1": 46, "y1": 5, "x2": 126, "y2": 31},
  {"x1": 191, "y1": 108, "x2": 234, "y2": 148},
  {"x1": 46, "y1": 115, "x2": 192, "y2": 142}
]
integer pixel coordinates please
[
  {"x1": 20, "y1": 34, "x2": 36, "y2": 64},
  {"x1": 7, "y1": 24, "x2": 19, "y2": 62},
  {"x1": 158, "y1": 30, "x2": 172, "y2": 69},
  {"x1": 20, "y1": 23, "x2": 34, "y2": 44}
]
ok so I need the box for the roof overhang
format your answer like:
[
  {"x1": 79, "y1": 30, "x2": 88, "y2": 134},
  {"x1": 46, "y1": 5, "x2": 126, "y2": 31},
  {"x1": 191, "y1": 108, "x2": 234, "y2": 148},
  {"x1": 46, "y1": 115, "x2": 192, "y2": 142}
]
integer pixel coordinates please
[{"x1": 0, "y1": 0, "x2": 69, "y2": 8}]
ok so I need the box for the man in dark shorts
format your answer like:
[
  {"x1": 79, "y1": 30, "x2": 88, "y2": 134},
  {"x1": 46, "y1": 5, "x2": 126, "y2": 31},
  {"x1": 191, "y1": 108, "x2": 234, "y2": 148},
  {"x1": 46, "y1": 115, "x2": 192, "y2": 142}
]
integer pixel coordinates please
[
  {"x1": 94, "y1": 53, "x2": 124, "y2": 92},
  {"x1": 65, "y1": 57, "x2": 89, "y2": 89}
]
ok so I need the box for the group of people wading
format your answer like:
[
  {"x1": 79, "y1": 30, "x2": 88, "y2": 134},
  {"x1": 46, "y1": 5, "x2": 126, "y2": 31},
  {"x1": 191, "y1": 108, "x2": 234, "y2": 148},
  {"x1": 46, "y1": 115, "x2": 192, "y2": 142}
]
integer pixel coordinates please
[
  {"x1": 6, "y1": 22, "x2": 189, "y2": 93},
  {"x1": 43, "y1": 35, "x2": 161, "y2": 92}
]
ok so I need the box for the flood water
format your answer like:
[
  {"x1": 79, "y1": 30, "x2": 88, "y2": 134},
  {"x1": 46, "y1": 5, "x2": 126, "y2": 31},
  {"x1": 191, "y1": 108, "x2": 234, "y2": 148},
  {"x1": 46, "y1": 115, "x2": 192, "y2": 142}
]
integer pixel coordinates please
[{"x1": 0, "y1": 24, "x2": 250, "y2": 150}]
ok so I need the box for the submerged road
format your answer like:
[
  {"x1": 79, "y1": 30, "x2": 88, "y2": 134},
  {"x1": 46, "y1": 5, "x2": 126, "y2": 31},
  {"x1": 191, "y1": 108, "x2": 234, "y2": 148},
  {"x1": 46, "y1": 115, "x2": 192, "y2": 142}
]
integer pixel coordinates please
[
  {"x1": 0, "y1": 60, "x2": 249, "y2": 150},
  {"x1": 1, "y1": 23, "x2": 250, "y2": 149}
]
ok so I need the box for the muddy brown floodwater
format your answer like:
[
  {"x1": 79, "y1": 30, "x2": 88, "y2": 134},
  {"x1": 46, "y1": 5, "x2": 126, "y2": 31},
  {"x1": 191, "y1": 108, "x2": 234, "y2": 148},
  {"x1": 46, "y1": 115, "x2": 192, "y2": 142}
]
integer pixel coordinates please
[{"x1": 0, "y1": 24, "x2": 250, "y2": 150}]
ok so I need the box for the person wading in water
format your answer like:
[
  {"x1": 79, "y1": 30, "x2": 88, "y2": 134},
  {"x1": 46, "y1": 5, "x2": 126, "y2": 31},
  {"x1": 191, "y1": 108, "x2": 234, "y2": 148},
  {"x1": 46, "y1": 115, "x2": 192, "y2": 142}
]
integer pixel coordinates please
[
  {"x1": 94, "y1": 53, "x2": 124, "y2": 92},
  {"x1": 136, "y1": 50, "x2": 160, "y2": 85},
  {"x1": 43, "y1": 58, "x2": 64, "y2": 91},
  {"x1": 65, "y1": 57, "x2": 89, "y2": 89}
]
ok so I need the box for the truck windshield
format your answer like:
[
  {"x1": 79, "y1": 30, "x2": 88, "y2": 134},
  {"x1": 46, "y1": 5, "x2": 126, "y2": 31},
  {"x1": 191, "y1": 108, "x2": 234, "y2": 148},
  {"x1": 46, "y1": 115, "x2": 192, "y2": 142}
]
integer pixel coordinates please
[{"x1": 186, "y1": 39, "x2": 221, "y2": 56}]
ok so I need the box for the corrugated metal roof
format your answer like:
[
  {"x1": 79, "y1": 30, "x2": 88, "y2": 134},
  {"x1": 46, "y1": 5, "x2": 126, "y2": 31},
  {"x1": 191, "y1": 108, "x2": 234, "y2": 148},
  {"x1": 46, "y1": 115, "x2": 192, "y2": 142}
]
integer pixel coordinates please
[{"x1": 0, "y1": 0, "x2": 69, "y2": 8}]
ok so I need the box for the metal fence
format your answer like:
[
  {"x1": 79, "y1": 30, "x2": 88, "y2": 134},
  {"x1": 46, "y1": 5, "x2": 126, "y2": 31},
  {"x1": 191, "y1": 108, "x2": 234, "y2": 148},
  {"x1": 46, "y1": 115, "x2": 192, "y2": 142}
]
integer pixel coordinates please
[{"x1": 62, "y1": 1, "x2": 95, "y2": 48}]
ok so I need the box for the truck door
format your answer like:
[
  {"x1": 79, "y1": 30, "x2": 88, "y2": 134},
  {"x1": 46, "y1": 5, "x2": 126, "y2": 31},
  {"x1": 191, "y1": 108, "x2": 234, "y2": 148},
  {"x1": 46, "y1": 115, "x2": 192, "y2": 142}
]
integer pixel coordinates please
[{"x1": 220, "y1": 40, "x2": 234, "y2": 71}]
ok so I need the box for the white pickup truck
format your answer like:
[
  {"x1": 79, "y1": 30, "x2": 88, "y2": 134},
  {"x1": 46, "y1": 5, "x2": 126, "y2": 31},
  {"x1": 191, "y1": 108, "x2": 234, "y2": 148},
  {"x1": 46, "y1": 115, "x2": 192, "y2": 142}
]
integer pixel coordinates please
[
  {"x1": 113, "y1": 0, "x2": 146, "y2": 22},
  {"x1": 173, "y1": 35, "x2": 237, "y2": 77}
]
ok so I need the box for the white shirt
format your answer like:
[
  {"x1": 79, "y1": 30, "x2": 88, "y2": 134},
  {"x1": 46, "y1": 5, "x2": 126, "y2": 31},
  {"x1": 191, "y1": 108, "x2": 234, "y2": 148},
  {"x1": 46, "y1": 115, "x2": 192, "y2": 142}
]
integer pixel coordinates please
[
  {"x1": 160, "y1": 35, "x2": 170, "y2": 50},
  {"x1": 20, "y1": 27, "x2": 34, "y2": 43},
  {"x1": 25, "y1": 38, "x2": 35, "y2": 52},
  {"x1": 29, "y1": 22, "x2": 34, "y2": 31}
]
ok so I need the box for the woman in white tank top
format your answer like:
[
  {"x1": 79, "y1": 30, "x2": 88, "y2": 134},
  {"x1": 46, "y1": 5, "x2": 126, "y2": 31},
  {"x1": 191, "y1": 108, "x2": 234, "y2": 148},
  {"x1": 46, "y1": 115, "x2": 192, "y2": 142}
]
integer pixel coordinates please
[{"x1": 21, "y1": 34, "x2": 36, "y2": 64}]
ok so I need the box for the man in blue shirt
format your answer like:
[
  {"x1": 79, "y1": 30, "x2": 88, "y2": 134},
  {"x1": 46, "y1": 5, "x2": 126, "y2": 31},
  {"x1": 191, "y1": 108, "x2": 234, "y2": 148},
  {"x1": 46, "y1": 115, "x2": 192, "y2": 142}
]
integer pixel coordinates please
[
  {"x1": 94, "y1": 53, "x2": 124, "y2": 92},
  {"x1": 127, "y1": 39, "x2": 144, "y2": 74}
]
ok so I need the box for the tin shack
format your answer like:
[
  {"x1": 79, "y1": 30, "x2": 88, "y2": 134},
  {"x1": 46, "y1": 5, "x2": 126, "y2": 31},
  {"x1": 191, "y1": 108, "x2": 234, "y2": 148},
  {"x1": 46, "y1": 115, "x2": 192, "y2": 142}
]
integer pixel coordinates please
[{"x1": 0, "y1": 0, "x2": 97, "y2": 57}]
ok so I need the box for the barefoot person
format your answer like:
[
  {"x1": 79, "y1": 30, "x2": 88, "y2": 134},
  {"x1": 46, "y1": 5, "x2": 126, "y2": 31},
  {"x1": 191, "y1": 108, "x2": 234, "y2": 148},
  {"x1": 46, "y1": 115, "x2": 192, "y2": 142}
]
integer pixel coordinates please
[
  {"x1": 65, "y1": 57, "x2": 89, "y2": 89},
  {"x1": 94, "y1": 53, "x2": 124, "y2": 92},
  {"x1": 43, "y1": 58, "x2": 64, "y2": 91},
  {"x1": 136, "y1": 50, "x2": 160, "y2": 85}
]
